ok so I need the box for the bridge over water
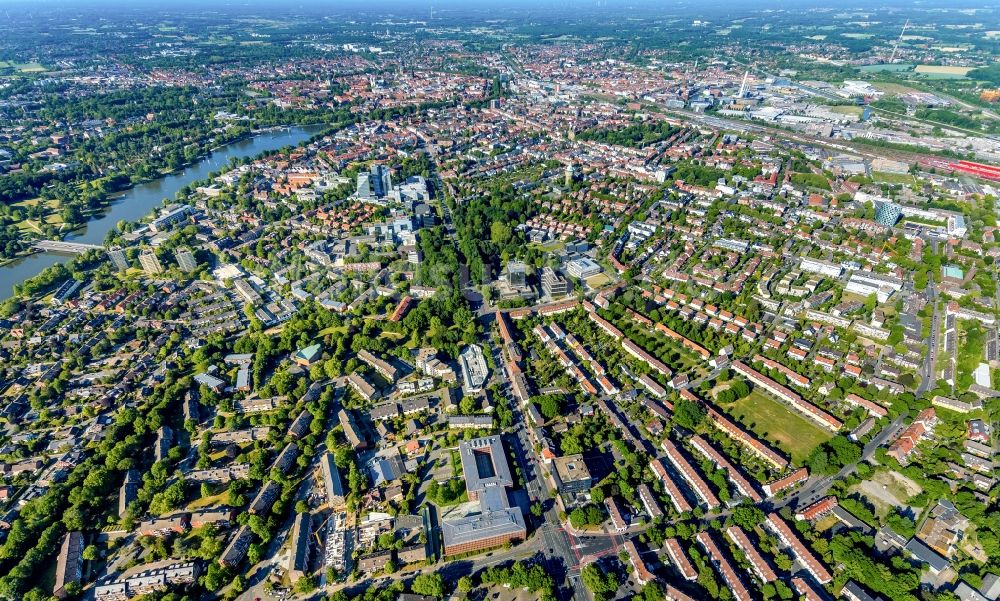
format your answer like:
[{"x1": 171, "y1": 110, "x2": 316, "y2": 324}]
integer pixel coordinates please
[{"x1": 32, "y1": 240, "x2": 104, "y2": 254}]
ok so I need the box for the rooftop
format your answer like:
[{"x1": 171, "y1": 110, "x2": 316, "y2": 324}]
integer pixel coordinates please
[{"x1": 459, "y1": 436, "x2": 513, "y2": 493}]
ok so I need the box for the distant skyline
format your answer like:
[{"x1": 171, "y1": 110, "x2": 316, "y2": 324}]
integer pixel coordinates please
[{"x1": 2, "y1": 0, "x2": 995, "y2": 10}]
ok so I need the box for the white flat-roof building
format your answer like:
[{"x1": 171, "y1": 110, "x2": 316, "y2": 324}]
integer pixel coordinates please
[
  {"x1": 800, "y1": 257, "x2": 842, "y2": 278},
  {"x1": 565, "y1": 257, "x2": 602, "y2": 279},
  {"x1": 460, "y1": 344, "x2": 489, "y2": 393}
]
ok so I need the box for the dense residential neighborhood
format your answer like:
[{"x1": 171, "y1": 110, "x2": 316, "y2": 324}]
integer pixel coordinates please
[{"x1": 1, "y1": 2, "x2": 1000, "y2": 601}]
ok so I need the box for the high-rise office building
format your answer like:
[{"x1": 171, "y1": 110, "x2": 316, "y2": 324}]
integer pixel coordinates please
[
  {"x1": 356, "y1": 164, "x2": 393, "y2": 200},
  {"x1": 139, "y1": 250, "x2": 163, "y2": 275},
  {"x1": 505, "y1": 261, "x2": 527, "y2": 288},
  {"x1": 107, "y1": 247, "x2": 129, "y2": 271},
  {"x1": 541, "y1": 266, "x2": 568, "y2": 298},
  {"x1": 372, "y1": 164, "x2": 391, "y2": 198},
  {"x1": 175, "y1": 247, "x2": 197, "y2": 273}
]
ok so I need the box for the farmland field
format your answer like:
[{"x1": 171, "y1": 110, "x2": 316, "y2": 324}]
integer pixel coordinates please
[{"x1": 914, "y1": 65, "x2": 973, "y2": 78}]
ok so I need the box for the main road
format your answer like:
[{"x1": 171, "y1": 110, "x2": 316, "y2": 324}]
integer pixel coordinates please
[
  {"x1": 774, "y1": 411, "x2": 909, "y2": 511},
  {"x1": 918, "y1": 279, "x2": 940, "y2": 397},
  {"x1": 483, "y1": 334, "x2": 593, "y2": 601}
]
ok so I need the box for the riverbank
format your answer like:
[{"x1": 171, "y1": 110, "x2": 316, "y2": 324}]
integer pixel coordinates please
[
  {"x1": 0, "y1": 124, "x2": 326, "y2": 301},
  {"x1": 8, "y1": 124, "x2": 318, "y2": 255}
]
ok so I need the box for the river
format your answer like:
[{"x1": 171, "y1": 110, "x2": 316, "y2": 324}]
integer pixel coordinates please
[{"x1": 0, "y1": 124, "x2": 325, "y2": 300}]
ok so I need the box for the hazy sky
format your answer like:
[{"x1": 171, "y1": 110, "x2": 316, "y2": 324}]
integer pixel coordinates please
[{"x1": 2, "y1": 0, "x2": 991, "y2": 8}]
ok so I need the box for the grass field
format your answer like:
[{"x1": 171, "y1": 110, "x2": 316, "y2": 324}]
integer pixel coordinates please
[
  {"x1": 0, "y1": 61, "x2": 47, "y2": 73},
  {"x1": 318, "y1": 325, "x2": 349, "y2": 336},
  {"x1": 813, "y1": 513, "x2": 840, "y2": 533},
  {"x1": 188, "y1": 491, "x2": 227, "y2": 509},
  {"x1": 724, "y1": 390, "x2": 833, "y2": 464},
  {"x1": 873, "y1": 82, "x2": 918, "y2": 95},
  {"x1": 11, "y1": 197, "x2": 72, "y2": 234},
  {"x1": 915, "y1": 73, "x2": 969, "y2": 80},
  {"x1": 36, "y1": 557, "x2": 57, "y2": 593},
  {"x1": 872, "y1": 171, "x2": 915, "y2": 185},
  {"x1": 830, "y1": 105, "x2": 864, "y2": 116},
  {"x1": 956, "y1": 319, "x2": 986, "y2": 390},
  {"x1": 528, "y1": 240, "x2": 566, "y2": 253},
  {"x1": 585, "y1": 273, "x2": 611, "y2": 288}
]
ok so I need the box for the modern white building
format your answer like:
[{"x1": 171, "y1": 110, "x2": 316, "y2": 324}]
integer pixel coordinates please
[
  {"x1": 459, "y1": 344, "x2": 489, "y2": 393},
  {"x1": 149, "y1": 205, "x2": 193, "y2": 232},
  {"x1": 800, "y1": 257, "x2": 842, "y2": 278},
  {"x1": 565, "y1": 257, "x2": 601, "y2": 279},
  {"x1": 845, "y1": 272, "x2": 903, "y2": 303}
]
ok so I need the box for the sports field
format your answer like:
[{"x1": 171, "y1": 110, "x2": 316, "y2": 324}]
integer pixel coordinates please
[{"x1": 724, "y1": 390, "x2": 833, "y2": 464}]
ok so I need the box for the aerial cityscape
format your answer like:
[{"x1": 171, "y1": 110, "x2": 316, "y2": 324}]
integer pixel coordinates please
[{"x1": 1, "y1": 1, "x2": 1000, "y2": 600}]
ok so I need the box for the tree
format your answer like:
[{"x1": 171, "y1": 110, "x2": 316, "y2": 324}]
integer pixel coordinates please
[
  {"x1": 730, "y1": 504, "x2": 765, "y2": 530},
  {"x1": 247, "y1": 543, "x2": 263, "y2": 565},
  {"x1": 490, "y1": 221, "x2": 512, "y2": 245},
  {"x1": 294, "y1": 574, "x2": 318, "y2": 593},
  {"x1": 865, "y1": 293, "x2": 878, "y2": 313},
  {"x1": 673, "y1": 399, "x2": 706, "y2": 430},
  {"x1": 82, "y1": 545, "x2": 99, "y2": 561},
  {"x1": 641, "y1": 581, "x2": 666, "y2": 601},
  {"x1": 231, "y1": 573, "x2": 247, "y2": 595},
  {"x1": 538, "y1": 395, "x2": 562, "y2": 421},
  {"x1": 149, "y1": 479, "x2": 187, "y2": 515},
  {"x1": 806, "y1": 435, "x2": 861, "y2": 475},
  {"x1": 886, "y1": 508, "x2": 917, "y2": 538},
  {"x1": 459, "y1": 396, "x2": 477, "y2": 414},
  {"x1": 457, "y1": 576, "x2": 474, "y2": 593},
  {"x1": 729, "y1": 380, "x2": 750, "y2": 399},
  {"x1": 581, "y1": 563, "x2": 619, "y2": 600},
  {"x1": 411, "y1": 573, "x2": 445, "y2": 598}
]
